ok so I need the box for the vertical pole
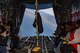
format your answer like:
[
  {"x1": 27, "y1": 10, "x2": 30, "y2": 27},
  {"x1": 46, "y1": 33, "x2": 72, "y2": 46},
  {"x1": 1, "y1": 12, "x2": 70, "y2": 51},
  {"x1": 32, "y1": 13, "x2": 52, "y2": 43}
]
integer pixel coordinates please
[
  {"x1": 36, "y1": 31, "x2": 39, "y2": 46},
  {"x1": 42, "y1": 35, "x2": 44, "y2": 53},
  {"x1": 35, "y1": 0, "x2": 39, "y2": 46}
]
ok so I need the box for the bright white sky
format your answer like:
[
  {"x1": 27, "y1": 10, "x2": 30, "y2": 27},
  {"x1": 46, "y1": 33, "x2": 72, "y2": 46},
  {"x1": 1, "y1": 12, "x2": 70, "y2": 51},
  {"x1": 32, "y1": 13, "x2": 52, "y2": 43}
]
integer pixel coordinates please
[{"x1": 19, "y1": 8, "x2": 57, "y2": 37}]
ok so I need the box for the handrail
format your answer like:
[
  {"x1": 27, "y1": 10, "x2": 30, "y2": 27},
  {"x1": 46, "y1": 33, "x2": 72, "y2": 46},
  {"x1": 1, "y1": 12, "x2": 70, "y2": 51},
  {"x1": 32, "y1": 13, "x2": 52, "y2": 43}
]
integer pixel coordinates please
[
  {"x1": 48, "y1": 36, "x2": 54, "y2": 44},
  {"x1": 20, "y1": 36, "x2": 31, "y2": 46}
]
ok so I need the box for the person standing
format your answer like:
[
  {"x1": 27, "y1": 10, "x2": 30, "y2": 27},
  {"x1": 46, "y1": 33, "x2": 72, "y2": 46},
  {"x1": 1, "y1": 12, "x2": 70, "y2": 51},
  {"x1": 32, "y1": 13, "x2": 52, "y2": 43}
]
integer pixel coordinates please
[
  {"x1": 68, "y1": 20, "x2": 80, "y2": 53},
  {"x1": 0, "y1": 25, "x2": 10, "y2": 53}
]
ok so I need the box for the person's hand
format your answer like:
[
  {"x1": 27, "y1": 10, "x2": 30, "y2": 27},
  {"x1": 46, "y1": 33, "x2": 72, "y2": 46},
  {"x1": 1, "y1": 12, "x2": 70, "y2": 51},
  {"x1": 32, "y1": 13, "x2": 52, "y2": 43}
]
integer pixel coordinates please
[
  {"x1": 6, "y1": 46, "x2": 11, "y2": 50},
  {"x1": 63, "y1": 40, "x2": 68, "y2": 44}
]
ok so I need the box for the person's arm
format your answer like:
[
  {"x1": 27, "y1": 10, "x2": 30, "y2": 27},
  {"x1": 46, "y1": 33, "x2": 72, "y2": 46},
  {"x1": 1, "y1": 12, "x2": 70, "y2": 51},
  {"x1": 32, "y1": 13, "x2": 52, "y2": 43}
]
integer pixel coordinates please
[
  {"x1": 68, "y1": 39, "x2": 79, "y2": 44},
  {"x1": 6, "y1": 46, "x2": 11, "y2": 50},
  {"x1": 68, "y1": 28, "x2": 80, "y2": 44}
]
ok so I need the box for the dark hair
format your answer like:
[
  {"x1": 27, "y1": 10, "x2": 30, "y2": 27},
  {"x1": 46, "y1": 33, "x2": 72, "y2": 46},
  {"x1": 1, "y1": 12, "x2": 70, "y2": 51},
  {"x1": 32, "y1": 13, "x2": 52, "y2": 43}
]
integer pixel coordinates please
[
  {"x1": 5, "y1": 23, "x2": 10, "y2": 26},
  {"x1": 0, "y1": 25, "x2": 6, "y2": 34},
  {"x1": 76, "y1": 20, "x2": 80, "y2": 25}
]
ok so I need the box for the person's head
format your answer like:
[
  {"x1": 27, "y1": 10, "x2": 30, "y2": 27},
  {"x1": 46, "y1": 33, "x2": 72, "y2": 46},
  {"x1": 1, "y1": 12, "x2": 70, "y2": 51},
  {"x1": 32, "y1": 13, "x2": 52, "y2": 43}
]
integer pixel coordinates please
[
  {"x1": 65, "y1": 21, "x2": 75, "y2": 32},
  {"x1": 4, "y1": 23, "x2": 10, "y2": 29},
  {"x1": 0, "y1": 25, "x2": 6, "y2": 34},
  {"x1": 65, "y1": 22, "x2": 72, "y2": 32}
]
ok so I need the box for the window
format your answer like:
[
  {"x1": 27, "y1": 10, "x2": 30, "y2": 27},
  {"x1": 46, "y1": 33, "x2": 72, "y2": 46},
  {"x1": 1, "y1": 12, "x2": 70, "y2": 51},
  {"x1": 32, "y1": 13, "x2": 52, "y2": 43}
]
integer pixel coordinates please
[{"x1": 19, "y1": 8, "x2": 57, "y2": 37}]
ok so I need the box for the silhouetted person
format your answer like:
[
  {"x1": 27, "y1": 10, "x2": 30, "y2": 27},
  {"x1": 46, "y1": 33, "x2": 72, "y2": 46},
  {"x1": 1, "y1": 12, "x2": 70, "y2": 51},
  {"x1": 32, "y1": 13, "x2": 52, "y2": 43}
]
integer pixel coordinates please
[{"x1": 0, "y1": 25, "x2": 10, "y2": 53}]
